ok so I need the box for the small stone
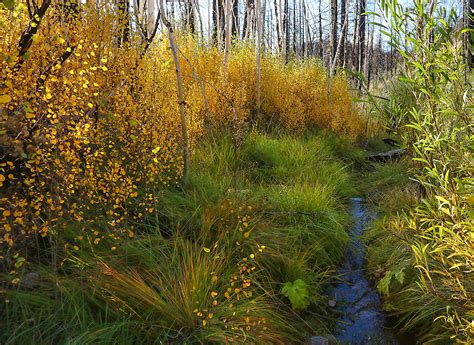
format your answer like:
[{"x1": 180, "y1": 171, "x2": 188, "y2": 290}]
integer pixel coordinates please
[
  {"x1": 21, "y1": 272, "x2": 39, "y2": 289},
  {"x1": 309, "y1": 336, "x2": 329, "y2": 345},
  {"x1": 328, "y1": 299, "x2": 337, "y2": 307}
]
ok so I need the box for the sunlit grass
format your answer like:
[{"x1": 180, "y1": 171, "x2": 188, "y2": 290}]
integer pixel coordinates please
[{"x1": 1, "y1": 131, "x2": 361, "y2": 343}]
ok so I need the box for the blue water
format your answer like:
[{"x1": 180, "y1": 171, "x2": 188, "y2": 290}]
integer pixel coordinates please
[{"x1": 330, "y1": 198, "x2": 397, "y2": 345}]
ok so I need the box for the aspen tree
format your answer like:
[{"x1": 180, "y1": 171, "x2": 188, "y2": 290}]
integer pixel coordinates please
[
  {"x1": 159, "y1": 0, "x2": 190, "y2": 183},
  {"x1": 256, "y1": 0, "x2": 262, "y2": 111}
]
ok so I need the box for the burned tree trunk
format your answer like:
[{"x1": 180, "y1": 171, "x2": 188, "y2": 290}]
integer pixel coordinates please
[
  {"x1": 243, "y1": 0, "x2": 254, "y2": 39},
  {"x1": 117, "y1": 0, "x2": 131, "y2": 47},
  {"x1": 357, "y1": 0, "x2": 366, "y2": 89},
  {"x1": 283, "y1": 0, "x2": 289, "y2": 60},
  {"x1": 339, "y1": 0, "x2": 348, "y2": 67},
  {"x1": 184, "y1": 0, "x2": 195, "y2": 33},
  {"x1": 274, "y1": 0, "x2": 282, "y2": 54},
  {"x1": 232, "y1": 0, "x2": 239, "y2": 38}
]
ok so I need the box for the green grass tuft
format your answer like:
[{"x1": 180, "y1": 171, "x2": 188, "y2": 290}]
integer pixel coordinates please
[{"x1": 2, "y1": 130, "x2": 363, "y2": 344}]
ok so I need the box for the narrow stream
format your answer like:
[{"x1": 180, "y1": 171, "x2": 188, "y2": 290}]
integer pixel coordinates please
[{"x1": 329, "y1": 197, "x2": 397, "y2": 345}]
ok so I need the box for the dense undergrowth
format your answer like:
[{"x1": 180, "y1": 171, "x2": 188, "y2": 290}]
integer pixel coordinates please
[
  {"x1": 364, "y1": 158, "x2": 473, "y2": 344},
  {"x1": 2, "y1": 0, "x2": 472, "y2": 343},
  {"x1": 0, "y1": 2, "x2": 368, "y2": 342},
  {"x1": 1, "y1": 130, "x2": 363, "y2": 343},
  {"x1": 361, "y1": 1, "x2": 473, "y2": 343},
  {"x1": 0, "y1": 2, "x2": 361, "y2": 264}
]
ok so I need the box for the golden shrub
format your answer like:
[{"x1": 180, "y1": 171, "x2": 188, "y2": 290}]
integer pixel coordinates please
[{"x1": 0, "y1": 3, "x2": 362, "y2": 267}]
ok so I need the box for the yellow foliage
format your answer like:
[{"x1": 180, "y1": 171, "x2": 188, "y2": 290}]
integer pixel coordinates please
[{"x1": 0, "y1": 4, "x2": 362, "y2": 261}]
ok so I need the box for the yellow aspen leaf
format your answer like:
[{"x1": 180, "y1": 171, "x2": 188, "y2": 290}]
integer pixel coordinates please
[
  {"x1": 203, "y1": 247, "x2": 210, "y2": 253},
  {"x1": 243, "y1": 231, "x2": 251, "y2": 238},
  {"x1": 0, "y1": 95, "x2": 12, "y2": 103},
  {"x1": 441, "y1": 207, "x2": 451, "y2": 216}
]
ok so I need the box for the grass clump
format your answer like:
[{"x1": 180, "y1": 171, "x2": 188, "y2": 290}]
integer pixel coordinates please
[
  {"x1": 243, "y1": 131, "x2": 358, "y2": 198},
  {"x1": 1, "y1": 131, "x2": 361, "y2": 343}
]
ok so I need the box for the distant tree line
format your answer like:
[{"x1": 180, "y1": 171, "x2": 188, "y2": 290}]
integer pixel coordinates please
[{"x1": 73, "y1": 0, "x2": 472, "y2": 89}]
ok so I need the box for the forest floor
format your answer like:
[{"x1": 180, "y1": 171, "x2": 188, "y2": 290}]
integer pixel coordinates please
[{"x1": 2, "y1": 128, "x2": 414, "y2": 344}]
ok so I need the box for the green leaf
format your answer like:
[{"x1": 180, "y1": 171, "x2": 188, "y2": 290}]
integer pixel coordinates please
[
  {"x1": 370, "y1": 22, "x2": 388, "y2": 29},
  {"x1": 377, "y1": 271, "x2": 393, "y2": 295},
  {"x1": 364, "y1": 12, "x2": 381, "y2": 17},
  {"x1": 281, "y1": 279, "x2": 310, "y2": 310},
  {"x1": 394, "y1": 269, "x2": 405, "y2": 285}
]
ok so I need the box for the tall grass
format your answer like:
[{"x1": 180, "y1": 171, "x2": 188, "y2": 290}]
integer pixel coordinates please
[{"x1": 1, "y1": 131, "x2": 361, "y2": 343}]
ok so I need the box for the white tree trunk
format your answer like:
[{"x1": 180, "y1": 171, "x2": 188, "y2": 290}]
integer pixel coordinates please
[
  {"x1": 224, "y1": 0, "x2": 234, "y2": 66},
  {"x1": 147, "y1": 0, "x2": 156, "y2": 34},
  {"x1": 256, "y1": 0, "x2": 262, "y2": 111},
  {"x1": 159, "y1": 0, "x2": 190, "y2": 183}
]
